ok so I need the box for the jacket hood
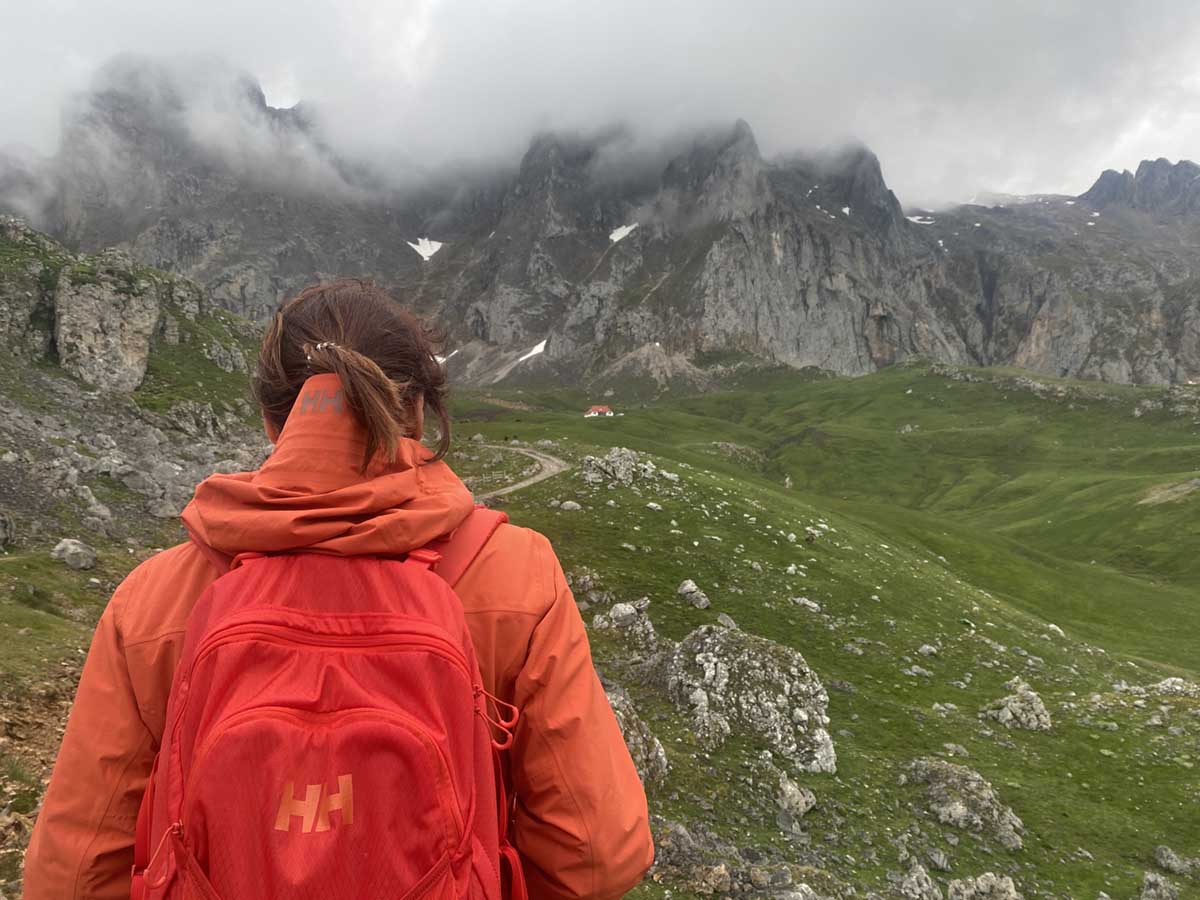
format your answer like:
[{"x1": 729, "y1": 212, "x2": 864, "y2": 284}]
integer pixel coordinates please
[{"x1": 181, "y1": 373, "x2": 474, "y2": 562}]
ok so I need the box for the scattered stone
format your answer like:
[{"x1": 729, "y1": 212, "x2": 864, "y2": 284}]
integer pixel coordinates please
[
  {"x1": 900, "y1": 862, "x2": 944, "y2": 900},
  {"x1": 1140, "y1": 872, "x2": 1180, "y2": 900},
  {"x1": 51, "y1": 538, "x2": 96, "y2": 570},
  {"x1": 903, "y1": 758, "x2": 1024, "y2": 850},
  {"x1": 580, "y1": 447, "x2": 657, "y2": 486},
  {"x1": 558, "y1": 500, "x2": 582, "y2": 511},
  {"x1": 946, "y1": 873, "x2": 1022, "y2": 899},
  {"x1": 609, "y1": 602, "x2": 639, "y2": 627},
  {"x1": 918, "y1": 644, "x2": 939, "y2": 657},
  {"x1": 471, "y1": 433, "x2": 485, "y2": 443},
  {"x1": 1152, "y1": 677, "x2": 1200, "y2": 698},
  {"x1": 776, "y1": 773, "x2": 817, "y2": 836},
  {"x1": 981, "y1": 678, "x2": 1052, "y2": 731},
  {"x1": 927, "y1": 847, "x2": 952, "y2": 872},
  {"x1": 1155, "y1": 845, "x2": 1199, "y2": 878},
  {"x1": 678, "y1": 579, "x2": 711, "y2": 609},
  {"x1": 693, "y1": 863, "x2": 732, "y2": 894},
  {"x1": 716, "y1": 612, "x2": 738, "y2": 630},
  {"x1": 593, "y1": 604, "x2": 657, "y2": 654}
]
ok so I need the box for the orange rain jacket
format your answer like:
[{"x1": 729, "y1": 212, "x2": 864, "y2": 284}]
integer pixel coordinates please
[{"x1": 23, "y1": 373, "x2": 653, "y2": 900}]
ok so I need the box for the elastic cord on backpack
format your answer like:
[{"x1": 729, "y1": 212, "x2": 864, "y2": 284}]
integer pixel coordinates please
[
  {"x1": 474, "y1": 685, "x2": 520, "y2": 750},
  {"x1": 143, "y1": 822, "x2": 183, "y2": 890}
]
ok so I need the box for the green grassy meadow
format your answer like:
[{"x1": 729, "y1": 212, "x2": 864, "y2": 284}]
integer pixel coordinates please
[{"x1": 448, "y1": 363, "x2": 1200, "y2": 897}]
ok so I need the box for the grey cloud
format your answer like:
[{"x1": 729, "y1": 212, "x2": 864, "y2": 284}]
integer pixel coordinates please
[{"x1": 3, "y1": 0, "x2": 1200, "y2": 206}]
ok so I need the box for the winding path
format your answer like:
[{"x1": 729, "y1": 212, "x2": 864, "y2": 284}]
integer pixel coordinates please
[{"x1": 478, "y1": 444, "x2": 571, "y2": 499}]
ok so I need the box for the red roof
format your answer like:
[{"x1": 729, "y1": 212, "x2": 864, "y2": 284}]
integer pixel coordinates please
[{"x1": 586, "y1": 405, "x2": 612, "y2": 413}]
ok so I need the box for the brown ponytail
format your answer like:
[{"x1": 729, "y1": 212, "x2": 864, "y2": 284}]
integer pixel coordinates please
[{"x1": 254, "y1": 279, "x2": 452, "y2": 472}]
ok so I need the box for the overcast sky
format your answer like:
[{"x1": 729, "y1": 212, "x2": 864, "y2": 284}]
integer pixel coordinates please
[{"x1": 3, "y1": 0, "x2": 1200, "y2": 207}]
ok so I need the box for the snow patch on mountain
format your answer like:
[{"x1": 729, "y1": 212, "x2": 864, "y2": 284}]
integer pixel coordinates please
[
  {"x1": 407, "y1": 237, "x2": 443, "y2": 261},
  {"x1": 518, "y1": 339, "x2": 547, "y2": 363}
]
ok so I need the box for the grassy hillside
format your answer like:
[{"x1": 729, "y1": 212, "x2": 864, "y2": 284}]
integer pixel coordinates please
[
  {"x1": 2, "y1": 275, "x2": 1197, "y2": 896},
  {"x1": 450, "y1": 364, "x2": 1200, "y2": 898}
]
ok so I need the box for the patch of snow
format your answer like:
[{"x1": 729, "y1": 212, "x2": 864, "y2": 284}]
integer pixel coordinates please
[
  {"x1": 434, "y1": 348, "x2": 460, "y2": 365},
  {"x1": 407, "y1": 237, "x2": 443, "y2": 261},
  {"x1": 842, "y1": 206, "x2": 851, "y2": 216},
  {"x1": 517, "y1": 339, "x2": 547, "y2": 363},
  {"x1": 1065, "y1": 200, "x2": 1076, "y2": 205},
  {"x1": 487, "y1": 230, "x2": 496, "y2": 239},
  {"x1": 906, "y1": 215, "x2": 936, "y2": 225},
  {"x1": 609, "y1": 223, "x2": 638, "y2": 243},
  {"x1": 1086, "y1": 222, "x2": 1095, "y2": 227},
  {"x1": 1091, "y1": 211, "x2": 1100, "y2": 218},
  {"x1": 974, "y1": 222, "x2": 981, "y2": 227}
]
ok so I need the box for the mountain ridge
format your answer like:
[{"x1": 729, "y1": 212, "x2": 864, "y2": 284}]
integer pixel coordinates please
[{"x1": 4, "y1": 63, "x2": 1200, "y2": 389}]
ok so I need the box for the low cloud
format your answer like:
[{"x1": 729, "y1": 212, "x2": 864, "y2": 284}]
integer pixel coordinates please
[{"x1": 3, "y1": 0, "x2": 1200, "y2": 206}]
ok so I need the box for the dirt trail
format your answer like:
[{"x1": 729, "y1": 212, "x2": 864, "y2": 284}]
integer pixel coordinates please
[{"x1": 478, "y1": 444, "x2": 571, "y2": 499}]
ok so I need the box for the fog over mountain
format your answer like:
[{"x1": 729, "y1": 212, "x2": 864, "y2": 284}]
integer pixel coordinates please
[{"x1": 5, "y1": 0, "x2": 1200, "y2": 207}]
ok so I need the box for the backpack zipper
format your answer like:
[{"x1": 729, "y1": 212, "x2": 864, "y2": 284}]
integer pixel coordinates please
[{"x1": 189, "y1": 622, "x2": 474, "y2": 682}]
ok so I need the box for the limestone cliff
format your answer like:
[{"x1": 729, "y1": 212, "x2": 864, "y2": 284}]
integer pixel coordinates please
[{"x1": 5, "y1": 60, "x2": 1200, "y2": 388}]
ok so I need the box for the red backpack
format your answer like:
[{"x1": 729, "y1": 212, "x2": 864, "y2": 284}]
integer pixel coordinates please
[{"x1": 131, "y1": 508, "x2": 527, "y2": 900}]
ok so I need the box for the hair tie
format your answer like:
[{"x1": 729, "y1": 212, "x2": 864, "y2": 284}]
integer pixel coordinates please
[{"x1": 306, "y1": 341, "x2": 340, "y2": 363}]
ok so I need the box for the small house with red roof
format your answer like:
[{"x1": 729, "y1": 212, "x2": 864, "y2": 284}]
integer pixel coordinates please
[{"x1": 584, "y1": 405, "x2": 614, "y2": 417}]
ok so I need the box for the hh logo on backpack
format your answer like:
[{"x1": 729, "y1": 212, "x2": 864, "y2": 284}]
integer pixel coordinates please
[{"x1": 274, "y1": 774, "x2": 354, "y2": 834}]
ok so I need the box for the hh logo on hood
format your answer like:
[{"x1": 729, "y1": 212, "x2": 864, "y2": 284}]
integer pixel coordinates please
[
  {"x1": 274, "y1": 774, "x2": 354, "y2": 833},
  {"x1": 296, "y1": 388, "x2": 345, "y2": 416}
]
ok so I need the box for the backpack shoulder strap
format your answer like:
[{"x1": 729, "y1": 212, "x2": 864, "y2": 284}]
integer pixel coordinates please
[{"x1": 425, "y1": 506, "x2": 509, "y2": 587}]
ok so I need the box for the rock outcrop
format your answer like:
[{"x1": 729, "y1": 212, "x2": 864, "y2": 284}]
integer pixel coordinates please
[
  {"x1": 1155, "y1": 845, "x2": 1200, "y2": 878},
  {"x1": 981, "y1": 678, "x2": 1052, "y2": 731},
  {"x1": 899, "y1": 863, "x2": 943, "y2": 899},
  {"x1": 946, "y1": 873, "x2": 1022, "y2": 900},
  {"x1": 903, "y1": 759, "x2": 1025, "y2": 851},
  {"x1": 605, "y1": 684, "x2": 670, "y2": 787},
  {"x1": 657, "y1": 625, "x2": 837, "y2": 773},
  {"x1": 54, "y1": 253, "x2": 162, "y2": 391},
  {"x1": 2, "y1": 216, "x2": 250, "y2": 395},
  {"x1": 1140, "y1": 872, "x2": 1180, "y2": 900}
]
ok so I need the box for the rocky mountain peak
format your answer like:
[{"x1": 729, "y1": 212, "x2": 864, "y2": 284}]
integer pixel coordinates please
[
  {"x1": 1080, "y1": 156, "x2": 1200, "y2": 214},
  {"x1": 517, "y1": 131, "x2": 601, "y2": 184},
  {"x1": 812, "y1": 142, "x2": 904, "y2": 230},
  {"x1": 663, "y1": 121, "x2": 762, "y2": 186},
  {"x1": 659, "y1": 120, "x2": 766, "y2": 220}
]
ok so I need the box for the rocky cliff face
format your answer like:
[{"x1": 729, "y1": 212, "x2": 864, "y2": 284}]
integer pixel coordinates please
[
  {"x1": 0, "y1": 216, "x2": 252, "y2": 394},
  {"x1": 5, "y1": 61, "x2": 1200, "y2": 388}
]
